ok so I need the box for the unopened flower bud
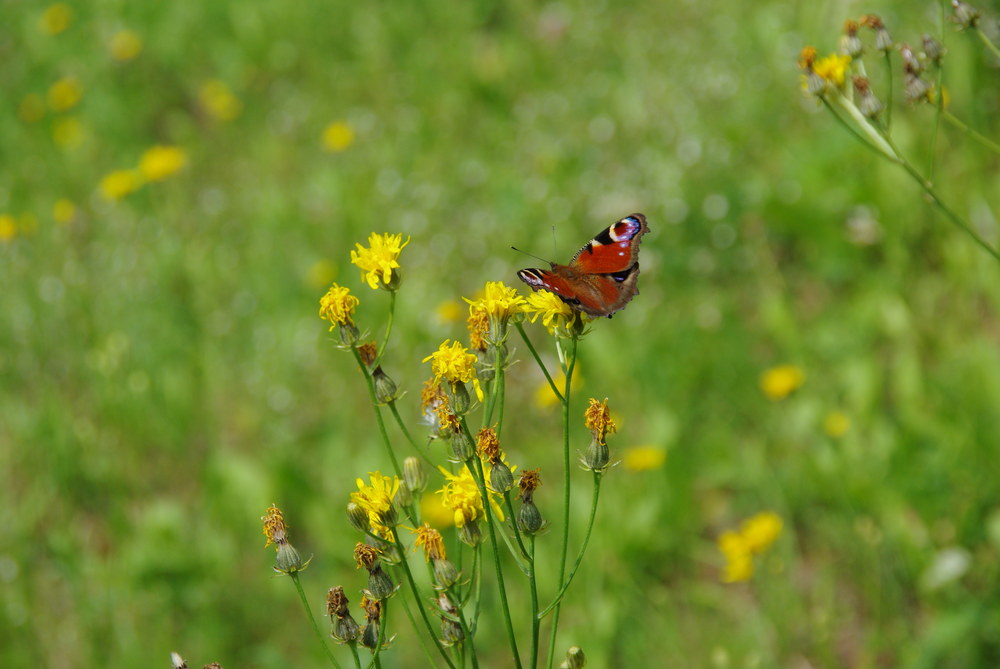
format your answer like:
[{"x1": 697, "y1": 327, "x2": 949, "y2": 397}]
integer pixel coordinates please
[
  {"x1": 275, "y1": 540, "x2": 306, "y2": 573},
  {"x1": 853, "y1": 76, "x2": 884, "y2": 119},
  {"x1": 560, "y1": 646, "x2": 586, "y2": 669},
  {"x1": 372, "y1": 366, "x2": 399, "y2": 404},
  {"x1": 449, "y1": 382, "x2": 470, "y2": 414},
  {"x1": 518, "y1": 500, "x2": 543, "y2": 534},
  {"x1": 922, "y1": 34, "x2": 944, "y2": 65},
  {"x1": 490, "y1": 461, "x2": 514, "y2": 493},
  {"x1": 904, "y1": 72, "x2": 932, "y2": 104},
  {"x1": 457, "y1": 520, "x2": 482, "y2": 547},
  {"x1": 395, "y1": 482, "x2": 413, "y2": 507},
  {"x1": 581, "y1": 436, "x2": 610, "y2": 471},
  {"x1": 366, "y1": 565, "x2": 396, "y2": 600},
  {"x1": 449, "y1": 430, "x2": 474, "y2": 461},
  {"x1": 347, "y1": 502, "x2": 370, "y2": 533},
  {"x1": 952, "y1": 0, "x2": 980, "y2": 28},
  {"x1": 900, "y1": 43, "x2": 923, "y2": 75},
  {"x1": 403, "y1": 456, "x2": 427, "y2": 493},
  {"x1": 433, "y1": 558, "x2": 460, "y2": 588},
  {"x1": 861, "y1": 14, "x2": 893, "y2": 52},
  {"x1": 339, "y1": 322, "x2": 361, "y2": 346}
]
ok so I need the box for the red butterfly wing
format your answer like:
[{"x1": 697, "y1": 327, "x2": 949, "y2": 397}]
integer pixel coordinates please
[{"x1": 568, "y1": 214, "x2": 648, "y2": 274}]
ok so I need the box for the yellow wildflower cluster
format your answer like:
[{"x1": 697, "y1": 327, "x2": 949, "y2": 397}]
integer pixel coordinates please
[
  {"x1": 718, "y1": 511, "x2": 783, "y2": 583},
  {"x1": 759, "y1": 364, "x2": 805, "y2": 401},
  {"x1": 323, "y1": 121, "x2": 356, "y2": 152},
  {"x1": 350, "y1": 232, "x2": 410, "y2": 290},
  {"x1": 99, "y1": 146, "x2": 188, "y2": 201}
]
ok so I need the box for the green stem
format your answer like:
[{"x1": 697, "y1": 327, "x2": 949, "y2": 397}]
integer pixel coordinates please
[
  {"x1": 397, "y1": 592, "x2": 441, "y2": 669},
  {"x1": 515, "y1": 323, "x2": 563, "y2": 403},
  {"x1": 388, "y1": 527, "x2": 458, "y2": 669},
  {"x1": 883, "y1": 50, "x2": 893, "y2": 131},
  {"x1": 373, "y1": 291, "x2": 396, "y2": 369},
  {"x1": 528, "y1": 536, "x2": 540, "y2": 669},
  {"x1": 976, "y1": 26, "x2": 1000, "y2": 61},
  {"x1": 928, "y1": 65, "x2": 944, "y2": 181},
  {"x1": 484, "y1": 340, "x2": 505, "y2": 427},
  {"x1": 503, "y1": 492, "x2": 530, "y2": 562},
  {"x1": 289, "y1": 572, "x2": 343, "y2": 669},
  {"x1": 538, "y1": 472, "x2": 602, "y2": 618},
  {"x1": 352, "y1": 346, "x2": 405, "y2": 482},
  {"x1": 349, "y1": 643, "x2": 362, "y2": 669},
  {"x1": 387, "y1": 400, "x2": 436, "y2": 467},
  {"x1": 943, "y1": 110, "x2": 1000, "y2": 155},
  {"x1": 468, "y1": 452, "x2": 522, "y2": 669},
  {"x1": 546, "y1": 334, "x2": 578, "y2": 669}
]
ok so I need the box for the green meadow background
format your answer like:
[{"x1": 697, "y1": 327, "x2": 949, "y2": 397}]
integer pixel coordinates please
[{"x1": 3, "y1": 0, "x2": 1000, "y2": 667}]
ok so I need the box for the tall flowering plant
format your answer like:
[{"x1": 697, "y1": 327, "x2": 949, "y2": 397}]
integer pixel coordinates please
[{"x1": 261, "y1": 231, "x2": 628, "y2": 669}]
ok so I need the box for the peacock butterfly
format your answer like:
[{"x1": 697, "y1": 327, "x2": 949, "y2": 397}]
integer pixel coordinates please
[{"x1": 517, "y1": 213, "x2": 650, "y2": 318}]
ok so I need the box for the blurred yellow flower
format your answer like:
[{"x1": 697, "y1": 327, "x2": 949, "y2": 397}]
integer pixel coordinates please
[
  {"x1": 759, "y1": 364, "x2": 805, "y2": 400},
  {"x1": 741, "y1": 511, "x2": 783, "y2": 553},
  {"x1": 53, "y1": 199, "x2": 77, "y2": 225},
  {"x1": 307, "y1": 259, "x2": 337, "y2": 290},
  {"x1": 110, "y1": 30, "x2": 143, "y2": 62},
  {"x1": 199, "y1": 80, "x2": 242, "y2": 122},
  {"x1": 48, "y1": 77, "x2": 83, "y2": 112},
  {"x1": 813, "y1": 53, "x2": 851, "y2": 86},
  {"x1": 99, "y1": 170, "x2": 143, "y2": 201},
  {"x1": 420, "y1": 491, "x2": 456, "y2": 529},
  {"x1": 350, "y1": 232, "x2": 409, "y2": 290},
  {"x1": 52, "y1": 116, "x2": 84, "y2": 149},
  {"x1": 719, "y1": 511, "x2": 783, "y2": 583},
  {"x1": 622, "y1": 445, "x2": 666, "y2": 471},
  {"x1": 322, "y1": 120, "x2": 355, "y2": 152},
  {"x1": 139, "y1": 145, "x2": 187, "y2": 182},
  {"x1": 436, "y1": 300, "x2": 463, "y2": 323},
  {"x1": 0, "y1": 215, "x2": 16, "y2": 242},
  {"x1": 19, "y1": 94, "x2": 46, "y2": 123},
  {"x1": 533, "y1": 369, "x2": 582, "y2": 408},
  {"x1": 823, "y1": 410, "x2": 851, "y2": 438},
  {"x1": 40, "y1": 3, "x2": 72, "y2": 35}
]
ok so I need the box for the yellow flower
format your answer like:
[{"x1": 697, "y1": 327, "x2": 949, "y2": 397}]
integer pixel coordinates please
[
  {"x1": 584, "y1": 397, "x2": 617, "y2": 444},
  {"x1": 318, "y1": 283, "x2": 360, "y2": 330},
  {"x1": 718, "y1": 531, "x2": 754, "y2": 583},
  {"x1": 436, "y1": 300, "x2": 463, "y2": 323},
  {"x1": 823, "y1": 410, "x2": 851, "y2": 438},
  {"x1": 424, "y1": 339, "x2": 477, "y2": 385},
  {"x1": 534, "y1": 370, "x2": 582, "y2": 409},
  {"x1": 110, "y1": 30, "x2": 143, "y2": 62},
  {"x1": 52, "y1": 116, "x2": 84, "y2": 149},
  {"x1": 48, "y1": 77, "x2": 83, "y2": 112},
  {"x1": 436, "y1": 465, "x2": 504, "y2": 527},
  {"x1": 19, "y1": 94, "x2": 46, "y2": 123},
  {"x1": 741, "y1": 512, "x2": 783, "y2": 553},
  {"x1": 420, "y1": 492, "x2": 456, "y2": 528},
  {"x1": 622, "y1": 445, "x2": 666, "y2": 471},
  {"x1": 760, "y1": 364, "x2": 805, "y2": 401},
  {"x1": 261, "y1": 504, "x2": 287, "y2": 548},
  {"x1": 99, "y1": 170, "x2": 143, "y2": 201},
  {"x1": 411, "y1": 524, "x2": 447, "y2": 561},
  {"x1": 40, "y1": 3, "x2": 72, "y2": 35},
  {"x1": 199, "y1": 80, "x2": 242, "y2": 122},
  {"x1": 322, "y1": 120, "x2": 355, "y2": 152},
  {"x1": 53, "y1": 199, "x2": 76, "y2": 225},
  {"x1": 0, "y1": 215, "x2": 17, "y2": 242},
  {"x1": 464, "y1": 281, "x2": 527, "y2": 320},
  {"x1": 350, "y1": 232, "x2": 410, "y2": 290},
  {"x1": 467, "y1": 308, "x2": 489, "y2": 351},
  {"x1": 350, "y1": 471, "x2": 400, "y2": 533},
  {"x1": 524, "y1": 289, "x2": 580, "y2": 336},
  {"x1": 813, "y1": 53, "x2": 851, "y2": 86},
  {"x1": 139, "y1": 145, "x2": 187, "y2": 182}
]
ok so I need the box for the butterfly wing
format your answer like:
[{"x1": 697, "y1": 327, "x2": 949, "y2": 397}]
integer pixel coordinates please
[{"x1": 517, "y1": 213, "x2": 650, "y2": 318}]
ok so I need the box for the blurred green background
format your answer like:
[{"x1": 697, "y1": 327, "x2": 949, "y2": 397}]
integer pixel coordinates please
[{"x1": 3, "y1": 0, "x2": 1000, "y2": 667}]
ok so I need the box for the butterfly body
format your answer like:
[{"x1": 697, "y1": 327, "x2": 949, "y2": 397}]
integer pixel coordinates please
[{"x1": 517, "y1": 213, "x2": 649, "y2": 318}]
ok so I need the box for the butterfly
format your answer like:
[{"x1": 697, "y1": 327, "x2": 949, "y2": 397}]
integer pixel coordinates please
[{"x1": 517, "y1": 213, "x2": 650, "y2": 318}]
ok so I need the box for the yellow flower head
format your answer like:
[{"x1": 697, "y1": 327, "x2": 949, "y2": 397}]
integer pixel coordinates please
[
  {"x1": 622, "y1": 445, "x2": 667, "y2": 472},
  {"x1": 261, "y1": 504, "x2": 288, "y2": 548},
  {"x1": 323, "y1": 121, "x2": 356, "y2": 152},
  {"x1": 741, "y1": 511, "x2": 783, "y2": 553},
  {"x1": 813, "y1": 53, "x2": 851, "y2": 86},
  {"x1": 524, "y1": 289, "x2": 581, "y2": 336},
  {"x1": 350, "y1": 471, "x2": 400, "y2": 533},
  {"x1": 139, "y1": 145, "x2": 187, "y2": 182},
  {"x1": 423, "y1": 339, "x2": 477, "y2": 386},
  {"x1": 760, "y1": 364, "x2": 805, "y2": 400},
  {"x1": 99, "y1": 169, "x2": 144, "y2": 201},
  {"x1": 823, "y1": 410, "x2": 851, "y2": 438},
  {"x1": 436, "y1": 300, "x2": 463, "y2": 323},
  {"x1": 350, "y1": 232, "x2": 410, "y2": 291},
  {"x1": 718, "y1": 530, "x2": 754, "y2": 583},
  {"x1": 48, "y1": 76, "x2": 83, "y2": 112},
  {"x1": 584, "y1": 397, "x2": 617, "y2": 444},
  {"x1": 411, "y1": 524, "x2": 447, "y2": 561},
  {"x1": 465, "y1": 281, "x2": 527, "y2": 320},
  {"x1": 318, "y1": 283, "x2": 360, "y2": 330},
  {"x1": 0, "y1": 215, "x2": 17, "y2": 242},
  {"x1": 467, "y1": 307, "x2": 489, "y2": 351},
  {"x1": 110, "y1": 30, "x2": 143, "y2": 62},
  {"x1": 436, "y1": 465, "x2": 504, "y2": 527},
  {"x1": 53, "y1": 199, "x2": 76, "y2": 225},
  {"x1": 199, "y1": 80, "x2": 242, "y2": 122},
  {"x1": 40, "y1": 3, "x2": 72, "y2": 35}
]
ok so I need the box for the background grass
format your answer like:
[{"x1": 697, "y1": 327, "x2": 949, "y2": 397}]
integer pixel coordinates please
[{"x1": 3, "y1": 0, "x2": 1000, "y2": 667}]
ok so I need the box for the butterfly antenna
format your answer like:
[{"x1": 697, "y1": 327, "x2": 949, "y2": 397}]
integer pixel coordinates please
[
  {"x1": 550, "y1": 225, "x2": 558, "y2": 258},
  {"x1": 510, "y1": 246, "x2": 552, "y2": 265}
]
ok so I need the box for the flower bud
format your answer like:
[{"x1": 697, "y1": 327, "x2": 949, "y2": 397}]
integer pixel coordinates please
[
  {"x1": 922, "y1": 34, "x2": 944, "y2": 65},
  {"x1": 457, "y1": 520, "x2": 482, "y2": 547},
  {"x1": 394, "y1": 482, "x2": 413, "y2": 508},
  {"x1": 372, "y1": 366, "x2": 399, "y2": 404},
  {"x1": 433, "y1": 558, "x2": 460, "y2": 589},
  {"x1": 839, "y1": 20, "x2": 862, "y2": 58},
  {"x1": 952, "y1": 0, "x2": 980, "y2": 29},
  {"x1": 560, "y1": 646, "x2": 586, "y2": 668},
  {"x1": 366, "y1": 564, "x2": 396, "y2": 600},
  {"x1": 327, "y1": 586, "x2": 361, "y2": 644},
  {"x1": 449, "y1": 430, "x2": 474, "y2": 461},
  {"x1": 275, "y1": 540, "x2": 307, "y2": 573},
  {"x1": 347, "y1": 502, "x2": 370, "y2": 533},
  {"x1": 339, "y1": 322, "x2": 361, "y2": 346},
  {"x1": 490, "y1": 461, "x2": 514, "y2": 493},
  {"x1": 518, "y1": 500, "x2": 543, "y2": 534},
  {"x1": 403, "y1": 457, "x2": 427, "y2": 493},
  {"x1": 581, "y1": 436, "x2": 610, "y2": 471},
  {"x1": 449, "y1": 381, "x2": 471, "y2": 414}
]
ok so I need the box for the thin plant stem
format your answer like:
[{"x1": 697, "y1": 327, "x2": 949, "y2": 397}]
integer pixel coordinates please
[
  {"x1": 396, "y1": 590, "x2": 441, "y2": 669},
  {"x1": 352, "y1": 346, "x2": 405, "y2": 482},
  {"x1": 373, "y1": 291, "x2": 396, "y2": 369},
  {"x1": 546, "y1": 334, "x2": 578, "y2": 669},
  {"x1": 928, "y1": 65, "x2": 944, "y2": 181},
  {"x1": 539, "y1": 472, "x2": 603, "y2": 618},
  {"x1": 515, "y1": 323, "x2": 563, "y2": 403},
  {"x1": 388, "y1": 527, "x2": 458, "y2": 669},
  {"x1": 976, "y1": 26, "x2": 1000, "y2": 61},
  {"x1": 446, "y1": 584, "x2": 480, "y2": 669},
  {"x1": 484, "y1": 339, "x2": 506, "y2": 428},
  {"x1": 503, "y1": 492, "x2": 530, "y2": 562},
  {"x1": 943, "y1": 111, "x2": 1000, "y2": 154},
  {"x1": 289, "y1": 572, "x2": 343, "y2": 669},
  {"x1": 468, "y1": 452, "x2": 523, "y2": 669},
  {"x1": 387, "y1": 400, "x2": 436, "y2": 467},
  {"x1": 528, "y1": 536, "x2": 540, "y2": 669},
  {"x1": 883, "y1": 50, "x2": 893, "y2": 131},
  {"x1": 349, "y1": 643, "x2": 362, "y2": 669}
]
